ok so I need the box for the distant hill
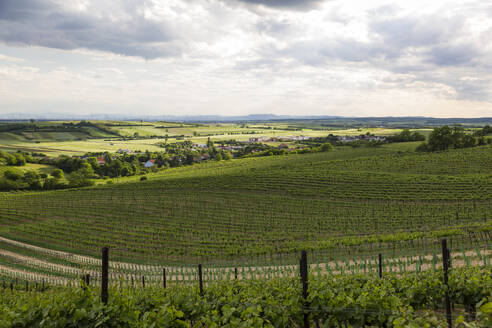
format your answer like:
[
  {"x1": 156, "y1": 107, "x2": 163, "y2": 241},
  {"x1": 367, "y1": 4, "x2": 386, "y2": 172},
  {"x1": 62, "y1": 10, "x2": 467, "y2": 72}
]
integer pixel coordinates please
[{"x1": 1, "y1": 113, "x2": 492, "y2": 126}]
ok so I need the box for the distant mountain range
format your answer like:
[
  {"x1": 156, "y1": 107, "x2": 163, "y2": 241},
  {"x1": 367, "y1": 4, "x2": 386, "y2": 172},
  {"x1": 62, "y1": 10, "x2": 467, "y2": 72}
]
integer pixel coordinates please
[
  {"x1": 0, "y1": 113, "x2": 322, "y2": 121},
  {"x1": 1, "y1": 113, "x2": 492, "y2": 125}
]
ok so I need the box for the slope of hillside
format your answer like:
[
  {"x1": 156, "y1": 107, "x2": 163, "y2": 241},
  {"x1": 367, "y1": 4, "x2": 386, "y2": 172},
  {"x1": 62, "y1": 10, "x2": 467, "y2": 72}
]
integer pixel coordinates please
[{"x1": 0, "y1": 145, "x2": 491, "y2": 264}]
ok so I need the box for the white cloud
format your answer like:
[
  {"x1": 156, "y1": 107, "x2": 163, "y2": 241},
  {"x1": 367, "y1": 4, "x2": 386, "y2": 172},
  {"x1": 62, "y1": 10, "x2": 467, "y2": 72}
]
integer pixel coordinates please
[
  {"x1": 0, "y1": 0, "x2": 491, "y2": 117},
  {"x1": 0, "y1": 54, "x2": 24, "y2": 62}
]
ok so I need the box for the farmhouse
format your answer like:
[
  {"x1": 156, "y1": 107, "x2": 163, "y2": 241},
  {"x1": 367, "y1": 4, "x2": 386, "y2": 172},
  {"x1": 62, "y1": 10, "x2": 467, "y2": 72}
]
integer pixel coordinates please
[
  {"x1": 97, "y1": 157, "x2": 106, "y2": 165},
  {"x1": 248, "y1": 137, "x2": 269, "y2": 143},
  {"x1": 144, "y1": 159, "x2": 155, "y2": 168}
]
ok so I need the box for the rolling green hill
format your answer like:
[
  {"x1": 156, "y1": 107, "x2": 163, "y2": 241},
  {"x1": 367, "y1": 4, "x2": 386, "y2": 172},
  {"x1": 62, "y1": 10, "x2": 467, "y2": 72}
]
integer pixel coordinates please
[{"x1": 0, "y1": 145, "x2": 491, "y2": 265}]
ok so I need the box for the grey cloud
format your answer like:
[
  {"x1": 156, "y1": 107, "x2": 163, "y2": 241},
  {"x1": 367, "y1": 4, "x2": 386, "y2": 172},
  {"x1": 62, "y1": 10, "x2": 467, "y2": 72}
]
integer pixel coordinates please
[
  {"x1": 0, "y1": 0, "x2": 51, "y2": 20},
  {"x1": 453, "y1": 81, "x2": 491, "y2": 102},
  {"x1": 367, "y1": 13, "x2": 488, "y2": 70},
  {"x1": 276, "y1": 38, "x2": 389, "y2": 67},
  {"x1": 232, "y1": 0, "x2": 324, "y2": 10},
  {"x1": 426, "y1": 43, "x2": 481, "y2": 66},
  {"x1": 0, "y1": 0, "x2": 179, "y2": 59},
  {"x1": 369, "y1": 14, "x2": 465, "y2": 49},
  {"x1": 262, "y1": 10, "x2": 491, "y2": 102}
]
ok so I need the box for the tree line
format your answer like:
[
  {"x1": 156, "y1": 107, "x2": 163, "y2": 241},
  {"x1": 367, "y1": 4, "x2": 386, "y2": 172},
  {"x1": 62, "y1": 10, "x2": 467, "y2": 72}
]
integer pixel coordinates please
[{"x1": 417, "y1": 125, "x2": 492, "y2": 152}]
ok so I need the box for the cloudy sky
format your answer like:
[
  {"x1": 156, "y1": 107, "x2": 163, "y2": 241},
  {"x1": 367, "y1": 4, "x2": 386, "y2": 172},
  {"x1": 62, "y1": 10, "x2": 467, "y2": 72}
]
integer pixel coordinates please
[{"x1": 0, "y1": 0, "x2": 491, "y2": 118}]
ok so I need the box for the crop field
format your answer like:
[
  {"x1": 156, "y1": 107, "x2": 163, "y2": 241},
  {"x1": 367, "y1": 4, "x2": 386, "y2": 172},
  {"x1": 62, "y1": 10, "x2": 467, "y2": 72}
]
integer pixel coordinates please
[
  {"x1": 0, "y1": 127, "x2": 492, "y2": 327},
  {"x1": 0, "y1": 144, "x2": 490, "y2": 271},
  {"x1": 1, "y1": 266, "x2": 490, "y2": 327},
  {"x1": 0, "y1": 120, "x2": 413, "y2": 156}
]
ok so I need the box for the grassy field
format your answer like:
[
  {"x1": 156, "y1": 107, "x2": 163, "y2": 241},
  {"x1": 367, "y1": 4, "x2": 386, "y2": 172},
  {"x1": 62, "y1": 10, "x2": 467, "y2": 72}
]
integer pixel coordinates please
[
  {"x1": 0, "y1": 120, "x2": 418, "y2": 156},
  {"x1": 0, "y1": 163, "x2": 55, "y2": 176}
]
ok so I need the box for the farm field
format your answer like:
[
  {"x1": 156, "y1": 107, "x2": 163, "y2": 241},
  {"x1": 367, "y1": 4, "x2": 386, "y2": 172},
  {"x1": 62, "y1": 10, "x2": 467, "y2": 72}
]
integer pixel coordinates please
[
  {"x1": 0, "y1": 120, "x2": 423, "y2": 156},
  {"x1": 0, "y1": 144, "x2": 491, "y2": 267},
  {"x1": 0, "y1": 124, "x2": 492, "y2": 327},
  {"x1": 1, "y1": 121, "x2": 491, "y2": 328}
]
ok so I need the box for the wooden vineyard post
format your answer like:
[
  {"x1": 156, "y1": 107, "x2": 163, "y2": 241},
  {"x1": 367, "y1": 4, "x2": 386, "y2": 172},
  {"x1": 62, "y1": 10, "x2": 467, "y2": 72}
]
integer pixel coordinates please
[
  {"x1": 300, "y1": 250, "x2": 309, "y2": 328},
  {"x1": 198, "y1": 264, "x2": 203, "y2": 296},
  {"x1": 234, "y1": 267, "x2": 238, "y2": 280},
  {"x1": 142, "y1": 275, "x2": 145, "y2": 288},
  {"x1": 85, "y1": 274, "x2": 90, "y2": 287},
  {"x1": 163, "y1": 268, "x2": 166, "y2": 289},
  {"x1": 101, "y1": 247, "x2": 109, "y2": 305},
  {"x1": 380, "y1": 253, "x2": 388, "y2": 328},
  {"x1": 378, "y1": 253, "x2": 383, "y2": 278},
  {"x1": 442, "y1": 239, "x2": 452, "y2": 328}
]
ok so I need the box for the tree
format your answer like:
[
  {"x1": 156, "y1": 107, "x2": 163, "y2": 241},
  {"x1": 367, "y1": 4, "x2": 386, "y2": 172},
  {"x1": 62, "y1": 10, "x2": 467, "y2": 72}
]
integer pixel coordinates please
[
  {"x1": 22, "y1": 171, "x2": 42, "y2": 189},
  {"x1": 79, "y1": 162, "x2": 95, "y2": 177},
  {"x1": 419, "y1": 125, "x2": 476, "y2": 152},
  {"x1": 51, "y1": 169, "x2": 64, "y2": 179},
  {"x1": 4, "y1": 169, "x2": 22, "y2": 181},
  {"x1": 87, "y1": 157, "x2": 98, "y2": 169},
  {"x1": 223, "y1": 152, "x2": 232, "y2": 160},
  {"x1": 108, "y1": 159, "x2": 123, "y2": 177},
  {"x1": 427, "y1": 126, "x2": 454, "y2": 151},
  {"x1": 320, "y1": 142, "x2": 334, "y2": 152},
  {"x1": 67, "y1": 170, "x2": 94, "y2": 188},
  {"x1": 387, "y1": 129, "x2": 426, "y2": 142}
]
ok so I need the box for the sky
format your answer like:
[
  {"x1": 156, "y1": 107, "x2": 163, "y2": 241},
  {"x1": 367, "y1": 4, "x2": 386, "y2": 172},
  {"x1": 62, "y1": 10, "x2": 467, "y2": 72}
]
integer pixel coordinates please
[{"x1": 0, "y1": 0, "x2": 491, "y2": 118}]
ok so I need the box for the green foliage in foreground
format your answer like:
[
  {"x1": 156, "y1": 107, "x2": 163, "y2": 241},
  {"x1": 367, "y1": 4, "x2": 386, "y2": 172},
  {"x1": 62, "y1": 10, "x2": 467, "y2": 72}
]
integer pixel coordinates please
[{"x1": 1, "y1": 267, "x2": 491, "y2": 327}]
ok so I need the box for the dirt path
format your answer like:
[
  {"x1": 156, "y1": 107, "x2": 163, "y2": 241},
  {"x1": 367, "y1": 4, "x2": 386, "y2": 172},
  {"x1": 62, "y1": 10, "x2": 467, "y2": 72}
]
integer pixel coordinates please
[
  {"x1": 0, "y1": 236, "x2": 490, "y2": 284},
  {"x1": 0, "y1": 263, "x2": 71, "y2": 286},
  {"x1": 0, "y1": 248, "x2": 99, "y2": 277}
]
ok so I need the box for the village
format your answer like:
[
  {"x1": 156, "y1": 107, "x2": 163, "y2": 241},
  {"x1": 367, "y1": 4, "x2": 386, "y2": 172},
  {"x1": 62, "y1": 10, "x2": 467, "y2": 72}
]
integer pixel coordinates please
[
  {"x1": 20, "y1": 132, "x2": 388, "y2": 186},
  {"x1": 92, "y1": 132, "x2": 388, "y2": 167}
]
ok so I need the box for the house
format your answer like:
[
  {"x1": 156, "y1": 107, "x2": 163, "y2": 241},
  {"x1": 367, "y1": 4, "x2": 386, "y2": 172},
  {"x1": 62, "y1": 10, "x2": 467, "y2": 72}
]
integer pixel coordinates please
[
  {"x1": 285, "y1": 135, "x2": 310, "y2": 141},
  {"x1": 97, "y1": 157, "x2": 106, "y2": 165},
  {"x1": 144, "y1": 159, "x2": 155, "y2": 168},
  {"x1": 248, "y1": 137, "x2": 268, "y2": 143},
  {"x1": 278, "y1": 143, "x2": 289, "y2": 149}
]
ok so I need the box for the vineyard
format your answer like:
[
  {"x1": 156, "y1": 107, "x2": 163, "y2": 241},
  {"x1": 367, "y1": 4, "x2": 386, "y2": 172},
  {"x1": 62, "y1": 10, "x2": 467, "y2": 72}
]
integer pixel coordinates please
[
  {"x1": 0, "y1": 145, "x2": 491, "y2": 265},
  {"x1": 1, "y1": 265, "x2": 491, "y2": 327},
  {"x1": 0, "y1": 144, "x2": 492, "y2": 326}
]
